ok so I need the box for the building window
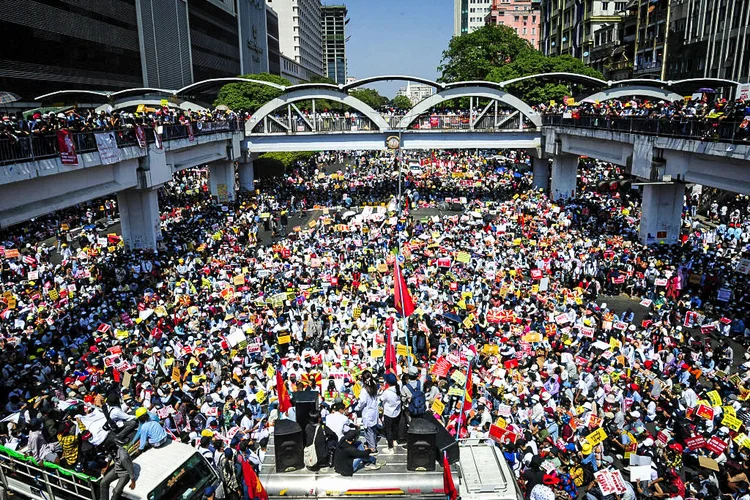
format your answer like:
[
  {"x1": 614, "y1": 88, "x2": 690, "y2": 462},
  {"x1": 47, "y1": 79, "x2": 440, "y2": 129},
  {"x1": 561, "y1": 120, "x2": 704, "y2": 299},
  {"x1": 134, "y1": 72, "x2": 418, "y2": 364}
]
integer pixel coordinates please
[
  {"x1": 523, "y1": 27, "x2": 527, "y2": 34},
  {"x1": 602, "y1": 2, "x2": 608, "y2": 9}
]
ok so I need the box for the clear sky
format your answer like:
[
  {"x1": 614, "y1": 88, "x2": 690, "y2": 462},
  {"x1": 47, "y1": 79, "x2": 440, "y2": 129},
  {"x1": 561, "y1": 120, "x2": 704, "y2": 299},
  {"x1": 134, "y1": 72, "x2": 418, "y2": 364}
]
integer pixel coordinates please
[{"x1": 329, "y1": 0, "x2": 455, "y2": 98}]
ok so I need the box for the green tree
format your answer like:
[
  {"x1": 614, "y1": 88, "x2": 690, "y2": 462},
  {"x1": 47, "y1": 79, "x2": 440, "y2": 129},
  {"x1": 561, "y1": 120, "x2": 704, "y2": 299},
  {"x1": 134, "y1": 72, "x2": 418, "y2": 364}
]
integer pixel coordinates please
[
  {"x1": 486, "y1": 52, "x2": 603, "y2": 104},
  {"x1": 255, "y1": 151, "x2": 316, "y2": 177},
  {"x1": 304, "y1": 74, "x2": 338, "y2": 85},
  {"x1": 390, "y1": 95, "x2": 413, "y2": 110},
  {"x1": 438, "y1": 25, "x2": 533, "y2": 82},
  {"x1": 349, "y1": 88, "x2": 388, "y2": 110},
  {"x1": 213, "y1": 73, "x2": 291, "y2": 112}
]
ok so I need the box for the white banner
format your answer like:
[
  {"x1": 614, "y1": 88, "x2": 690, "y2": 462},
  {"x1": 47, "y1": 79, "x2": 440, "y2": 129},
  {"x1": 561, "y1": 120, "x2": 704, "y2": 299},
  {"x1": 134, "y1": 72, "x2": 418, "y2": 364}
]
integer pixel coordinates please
[{"x1": 95, "y1": 132, "x2": 121, "y2": 165}]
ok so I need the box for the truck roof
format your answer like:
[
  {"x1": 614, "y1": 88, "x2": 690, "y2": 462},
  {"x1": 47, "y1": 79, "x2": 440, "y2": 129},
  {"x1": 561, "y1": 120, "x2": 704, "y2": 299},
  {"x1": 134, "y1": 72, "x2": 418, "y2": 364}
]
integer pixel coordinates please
[
  {"x1": 122, "y1": 442, "x2": 205, "y2": 500},
  {"x1": 260, "y1": 437, "x2": 522, "y2": 499}
]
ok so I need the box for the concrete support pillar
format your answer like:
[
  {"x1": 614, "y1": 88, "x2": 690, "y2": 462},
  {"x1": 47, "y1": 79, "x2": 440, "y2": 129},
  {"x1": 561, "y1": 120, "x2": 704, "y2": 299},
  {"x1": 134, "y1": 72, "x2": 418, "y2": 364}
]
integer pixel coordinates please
[
  {"x1": 209, "y1": 160, "x2": 236, "y2": 203},
  {"x1": 532, "y1": 156, "x2": 550, "y2": 191},
  {"x1": 117, "y1": 188, "x2": 161, "y2": 250},
  {"x1": 238, "y1": 159, "x2": 255, "y2": 192},
  {"x1": 639, "y1": 183, "x2": 685, "y2": 245},
  {"x1": 550, "y1": 154, "x2": 578, "y2": 201}
]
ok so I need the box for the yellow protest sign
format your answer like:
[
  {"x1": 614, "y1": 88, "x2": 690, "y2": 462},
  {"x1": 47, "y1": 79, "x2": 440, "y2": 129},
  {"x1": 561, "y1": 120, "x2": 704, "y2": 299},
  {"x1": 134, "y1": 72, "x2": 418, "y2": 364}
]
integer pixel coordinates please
[
  {"x1": 585, "y1": 427, "x2": 608, "y2": 447},
  {"x1": 735, "y1": 433, "x2": 750, "y2": 448},
  {"x1": 707, "y1": 390, "x2": 722, "y2": 407},
  {"x1": 724, "y1": 405, "x2": 737, "y2": 418},
  {"x1": 456, "y1": 251, "x2": 471, "y2": 264},
  {"x1": 376, "y1": 263, "x2": 388, "y2": 273},
  {"x1": 496, "y1": 417, "x2": 507, "y2": 428},
  {"x1": 7, "y1": 298, "x2": 16, "y2": 310},
  {"x1": 370, "y1": 348, "x2": 384, "y2": 358},
  {"x1": 48, "y1": 289, "x2": 59, "y2": 301},
  {"x1": 172, "y1": 366, "x2": 181, "y2": 384},
  {"x1": 522, "y1": 333, "x2": 542, "y2": 343},
  {"x1": 352, "y1": 382, "x2": 362, "y2": 398},
  {"x1": 397, "y1": 344, "x2": 411, "y2": 357},
  {"x1": 431, "y1": 398, "x2": 445, "y2": 415},
  {"x1": 448, "y1": 386, "x2": 465, "y2": 397},
  {"x1": 233, "y1": 275, "x2": 246, "y2": 286},
  {"x1": 115, "y1": 330, "x2": 129, "y2": 340},
  {"x1": 451, "y1": 370, "x2": 467, "y2": 386},
  {"x1": 512, "y1": 238, "x2": 521, "y2": 246},
  {"x1": 462, "y1": 316, "x2": 474, "y2": 329},
  {"x1": 277, "y1": 335, "x2": 291, "y2": 345},
  {"x1": 266, "y1": 365, "x2": 275, "y2": 379},
  {"x1": 255, "y1": 389, "x2": 267, "y2": 404},
  {"x1": 722, "y1": 414, "x2": 744, "y2": 432},
  {"x1": 191, "y1": 375, "x2": 206, "y2": 384}
]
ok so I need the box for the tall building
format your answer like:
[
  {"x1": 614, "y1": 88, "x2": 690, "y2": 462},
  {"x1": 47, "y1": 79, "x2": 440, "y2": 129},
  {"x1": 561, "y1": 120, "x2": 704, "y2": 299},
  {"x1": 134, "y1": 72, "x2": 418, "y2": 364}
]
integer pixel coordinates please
[
  {"x1": 321, "y1": 5, "x2": 348, "y2": 85},
  {"x1": 237, "y1": 0, "x2": 272, "y2": 75},
  {"x1": 0, "y1": 0, "x2": 271, "y2": 100},
  {"x1": 486, "y1": 0, "x2": 541, "y2": 50},
  {"x1": 266, "y1": 5, "x2": 282, "y2": 76},
  {"x1": 539, "y1": 0, "x2": 625, "y2": 64},
  {"x1": 454, "y1": 0, "x2": 494, "y2": 36},
  {"x1": 587, "y1": 0, "x2": 750, "y2": 83},
  {"x1": 396, "y1": 83, "x2": 435, "y2": 106},
  {"x1": 189, "y1": 0, "x2": 242, "y2": 82},
  {"x1": 267, "y1": 0, "x2": 323, "y2": 80},
  {"x1": 666, "y1": 0, "x2": 750, "y2": 82}
]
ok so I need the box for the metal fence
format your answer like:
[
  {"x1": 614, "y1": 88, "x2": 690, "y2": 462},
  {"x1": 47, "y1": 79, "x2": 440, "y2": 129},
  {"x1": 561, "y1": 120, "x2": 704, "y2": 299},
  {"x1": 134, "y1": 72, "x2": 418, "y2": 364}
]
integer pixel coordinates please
[
  {"x1": 542, "y1": 114, "x2": 746, "y2": 144},
  {"x1": 0, "y1": 120, "x2": 241, "y2": 166}
]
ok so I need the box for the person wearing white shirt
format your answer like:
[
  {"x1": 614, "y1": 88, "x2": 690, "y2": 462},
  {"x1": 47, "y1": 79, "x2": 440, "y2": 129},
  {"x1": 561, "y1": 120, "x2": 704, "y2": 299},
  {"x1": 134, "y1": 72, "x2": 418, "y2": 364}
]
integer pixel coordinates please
[
  {"x1": 324, "y1": 402, "x2": 350, "y2": 441},
  {"x1": 379, "y1": 373, "x2": 402, "y2": 454}
]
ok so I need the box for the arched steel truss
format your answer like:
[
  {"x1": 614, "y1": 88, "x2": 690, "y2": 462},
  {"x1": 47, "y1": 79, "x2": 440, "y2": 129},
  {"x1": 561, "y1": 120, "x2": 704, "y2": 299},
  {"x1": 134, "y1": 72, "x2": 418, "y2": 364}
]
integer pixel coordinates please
[
  {"x1": 34, "y1": 73, "x2": 745, "y2": 134},
  {"x1": 245, "y1": 88, "x2": 390, "y2": 134},
  {"x1": 579, "y1": 86, "x2": 684, "y2": 104}
]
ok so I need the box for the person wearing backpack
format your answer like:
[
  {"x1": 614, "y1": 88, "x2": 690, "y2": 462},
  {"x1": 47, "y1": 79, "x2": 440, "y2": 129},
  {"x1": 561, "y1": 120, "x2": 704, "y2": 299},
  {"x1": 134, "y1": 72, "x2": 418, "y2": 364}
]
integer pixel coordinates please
[{"x1": 401, "y1": 366, "x2": 426, "y2": 419}]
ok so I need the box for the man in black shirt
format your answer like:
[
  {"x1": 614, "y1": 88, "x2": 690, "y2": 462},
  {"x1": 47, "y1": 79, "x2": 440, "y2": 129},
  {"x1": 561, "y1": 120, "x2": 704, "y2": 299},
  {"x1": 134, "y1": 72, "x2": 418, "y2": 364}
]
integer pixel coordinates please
[{"x1": 333, "y1": 430, "x2": 384, "y2": 476}]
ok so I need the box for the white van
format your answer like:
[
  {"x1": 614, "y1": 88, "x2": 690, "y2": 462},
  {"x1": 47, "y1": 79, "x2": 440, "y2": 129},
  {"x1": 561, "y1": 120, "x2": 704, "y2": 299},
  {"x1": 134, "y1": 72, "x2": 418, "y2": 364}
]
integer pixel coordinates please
[{"x1": 0, "y1": 441, "x2": 220, "y2": 500}]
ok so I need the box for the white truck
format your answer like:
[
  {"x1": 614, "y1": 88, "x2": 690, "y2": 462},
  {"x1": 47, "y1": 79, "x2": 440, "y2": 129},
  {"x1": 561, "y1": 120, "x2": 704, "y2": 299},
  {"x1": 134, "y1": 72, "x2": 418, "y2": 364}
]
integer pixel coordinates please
[
  {"x1": 260, "y1": 438, "x2": 523, "y2": 499},
  {"x1": 0, "y1": 441, "x2": 220, "y2": 500}
]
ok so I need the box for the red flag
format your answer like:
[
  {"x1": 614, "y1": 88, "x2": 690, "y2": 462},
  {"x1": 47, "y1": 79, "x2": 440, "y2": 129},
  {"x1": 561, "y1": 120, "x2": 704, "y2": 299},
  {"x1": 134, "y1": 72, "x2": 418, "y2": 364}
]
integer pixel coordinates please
[
  {"x1": 393, "y1": 261, "x2": 415, "y2": 317},
  {"x1": 276, "y1": 370, "x2": 292, "y2": 414},
  {"x1": 240, "y1": 454, "x2": 268, "y2": 500},
  {"x1": 463, "y1": 364, "x2": 473, "y2": 411},
  {"x1": 442, "y1": 452, "x2": 458, "y2": 500},
  {"x1": 384, "y1": 318, "x2": 397, "y2": 373}
]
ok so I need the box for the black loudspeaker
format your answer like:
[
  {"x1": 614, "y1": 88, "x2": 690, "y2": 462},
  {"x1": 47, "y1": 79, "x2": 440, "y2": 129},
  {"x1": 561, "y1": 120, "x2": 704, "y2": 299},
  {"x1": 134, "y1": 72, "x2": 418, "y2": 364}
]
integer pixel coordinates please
[
  {"x1": 293, "y1": 390, "x2": 319, "y2": 432},
  {"x1": 407, "y1": 417, "x2": 437, "y2": 471},
  {"x1": 422, "y1": 412, "x2": 460, "y2": 465},
  {"x1": 274, "y1": 419, "x2": 304, "y2": 472}
]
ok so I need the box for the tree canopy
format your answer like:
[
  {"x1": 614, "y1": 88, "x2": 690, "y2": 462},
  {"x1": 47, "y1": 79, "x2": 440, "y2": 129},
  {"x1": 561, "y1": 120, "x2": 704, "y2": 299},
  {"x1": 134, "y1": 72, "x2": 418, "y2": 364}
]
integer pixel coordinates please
[
  {"x1": 438, "y1": 25, "x2": 533, "y2": 82},
  {"x1": 213, "y1": 73, "x2": 290, "y2": 112},
  {"x1": 390, "y1": 95, "x2": 413, "y2": 110},
  {"x1": 437, "y1": 25, "x2": 604, "y2": 104},
  {"x1": 349, "y1": 88, "x2": 389, "y2": 110},
  {"x1": 487, "y1": 53, "x2": 604, "y2": 104}
]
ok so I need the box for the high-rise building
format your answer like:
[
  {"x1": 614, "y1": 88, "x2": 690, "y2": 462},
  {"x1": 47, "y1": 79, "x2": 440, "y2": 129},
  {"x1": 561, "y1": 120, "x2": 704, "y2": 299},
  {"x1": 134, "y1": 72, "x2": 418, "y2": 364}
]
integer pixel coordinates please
[
  {"x1": 267, "y1": 0, "x2": 323, "y2": 80},
  {"x1": 589, "y1": 0, "x2": 750, "y2": 83},
  {"x1": 0, "y1": 0, "x2": 272, "y2": 100},
  {"x1": 396, "y1": 83, "x2": 435, "y2": 106},
  {"x1": 237, "y1": 0, "x2": 272, "y2": 75},
  {"x1": 454, "y1": 0, "x2": 494, "y2": 37},
  {"x1": 321, "y1": 5, "x2": 348, "y2": 85},
  {"x1": 266, "y1": 5, "x2": 282, "y2": 76},
  {"x1": 486, "y1": 0, "x2": 541, "y2": 49},
  {"x1": 539, "y1": 0, "x2": 625, "y2": 64}
]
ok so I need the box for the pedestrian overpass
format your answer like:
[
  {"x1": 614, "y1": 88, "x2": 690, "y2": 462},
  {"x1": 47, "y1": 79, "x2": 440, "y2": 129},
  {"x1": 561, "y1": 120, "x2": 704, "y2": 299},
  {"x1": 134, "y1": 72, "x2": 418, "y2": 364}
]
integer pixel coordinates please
[{"x1": 3, "y1": 73, "x2": 750, "y2": 249}]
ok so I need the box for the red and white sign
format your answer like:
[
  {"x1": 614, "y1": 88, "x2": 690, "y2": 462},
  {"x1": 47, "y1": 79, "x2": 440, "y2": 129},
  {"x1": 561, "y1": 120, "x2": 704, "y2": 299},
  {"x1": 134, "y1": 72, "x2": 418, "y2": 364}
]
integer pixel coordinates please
[
  {"x1": 488, "y1": 424, "x2": 518, "y2": 444},
  {"x1": 685, "y1": 435, "x2": 706, "y2": 451},
  {"x1": 696, "y1": 404, "x2": 714, "y2": 420},
  {"x1": 57, "y1": 129, "x2": 78, "y2": 165},
  {"x1": 595, "y1": 469, "x2": 628, "y2": 496},
  {"x1": 97, "y1": 323, "x2": 111, "y2": 333},
  {"x1": 136, "y1": 126, "x2": 147, "y2": 148},
  {"x1": 706, "y1": 436, "x2": 728, "y2": 455}
]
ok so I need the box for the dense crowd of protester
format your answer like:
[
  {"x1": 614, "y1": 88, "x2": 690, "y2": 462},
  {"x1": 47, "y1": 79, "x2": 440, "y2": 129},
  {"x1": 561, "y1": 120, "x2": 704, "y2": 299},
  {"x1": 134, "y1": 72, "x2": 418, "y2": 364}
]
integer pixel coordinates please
[{"x1": 1, "y1": 149, "x2": 750, "y2": 500}]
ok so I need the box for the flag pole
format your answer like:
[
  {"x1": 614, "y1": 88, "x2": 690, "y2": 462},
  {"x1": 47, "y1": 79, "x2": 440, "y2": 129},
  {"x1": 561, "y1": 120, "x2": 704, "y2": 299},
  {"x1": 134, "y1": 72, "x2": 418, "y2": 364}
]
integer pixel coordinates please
[
  {"x1": 454, "y1": 360, "x2": 470, "y2": 441},
  {"x1": 396, "y1": 131, "x2": 412, "y2": 370}
]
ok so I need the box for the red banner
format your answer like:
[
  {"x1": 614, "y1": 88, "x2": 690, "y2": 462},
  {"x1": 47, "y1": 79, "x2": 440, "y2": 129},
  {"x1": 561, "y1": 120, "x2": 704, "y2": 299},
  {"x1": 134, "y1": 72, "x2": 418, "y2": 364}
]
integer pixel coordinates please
[
  {"x1": 706, "y1": 436, "x2": 727, "y2": 455},
  {"x1": 57, "y1": 129, "x2": 78, "y2": 165},
  {"x1": 488, "y1": 424, "x2": 518, "y2": 444},
  {"x1": 136, "y1": 126, "x2": 147, "y2": 148},
  {"x1": 685, "y1": 435, "x2": 706, "y2": 451}
]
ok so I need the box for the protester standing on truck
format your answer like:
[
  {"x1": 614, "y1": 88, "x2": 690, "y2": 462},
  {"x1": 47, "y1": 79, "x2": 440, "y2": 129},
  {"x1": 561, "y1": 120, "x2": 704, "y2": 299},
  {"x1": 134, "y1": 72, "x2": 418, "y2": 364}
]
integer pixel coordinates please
[{"x1": 100, "y1": 438, "x2": 136, "y2": 500}]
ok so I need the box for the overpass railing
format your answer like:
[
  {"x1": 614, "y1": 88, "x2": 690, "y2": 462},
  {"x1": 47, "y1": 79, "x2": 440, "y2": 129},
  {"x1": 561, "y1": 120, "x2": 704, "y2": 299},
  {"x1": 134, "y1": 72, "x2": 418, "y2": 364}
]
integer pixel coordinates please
[
  {"x1": 0, "y1": 120, "x2": 241, "y2": 166},
  {"x1": 542, "y1": 114, "x2": 745, "y2": 144}
]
